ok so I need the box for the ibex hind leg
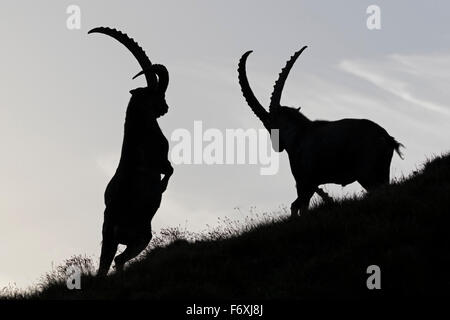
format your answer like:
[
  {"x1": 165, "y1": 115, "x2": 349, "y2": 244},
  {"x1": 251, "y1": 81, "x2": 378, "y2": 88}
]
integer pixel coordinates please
[
  {"x1": 98, "y1": 229, "x2": 118, "y2": 277},
  {"x1": 97, "y1": 208, "x2": 120, "y2": 277},
  {"x1": 114, "y1": 233, "x2": 152, "y2": 272}
]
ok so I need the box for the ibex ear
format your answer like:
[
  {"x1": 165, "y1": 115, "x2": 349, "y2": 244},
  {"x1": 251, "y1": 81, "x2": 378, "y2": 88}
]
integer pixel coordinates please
[
  {"x1": 297, "y1": 107, "x2": 301, "y2": 112},
  {"x1": 129, "y1": 87, "x2": 146, "y2": 95}
]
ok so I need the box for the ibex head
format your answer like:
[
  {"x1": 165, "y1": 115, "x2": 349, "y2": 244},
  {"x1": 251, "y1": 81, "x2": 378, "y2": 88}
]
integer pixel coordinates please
[
  {"x1": 238, "y1": 46, "x2": 309, "y2": 152},
  {"x1": 88, "y1": 27, "x2": 169, "y2": 117}
]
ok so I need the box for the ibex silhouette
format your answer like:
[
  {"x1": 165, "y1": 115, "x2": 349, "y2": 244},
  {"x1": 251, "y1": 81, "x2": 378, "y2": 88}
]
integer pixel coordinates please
[
  {"x1": 89, "y1": 27, "x2": 173, "y2": 276},
  {"x1": 238, "y1": 46, "x2": 404, "y2": 218}
]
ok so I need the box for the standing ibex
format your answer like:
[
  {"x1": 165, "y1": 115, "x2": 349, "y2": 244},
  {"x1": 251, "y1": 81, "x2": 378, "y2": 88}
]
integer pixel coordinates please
[
  {"x1": 238, "y1": 46, "x2": 404, "y2": 218},
  {"x1": 89, "y1": 27, "x2": 173, "y2": 276}
]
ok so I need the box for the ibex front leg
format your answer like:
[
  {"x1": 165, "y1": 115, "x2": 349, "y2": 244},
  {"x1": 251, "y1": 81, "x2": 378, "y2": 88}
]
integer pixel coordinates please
[
  {"x1": 291, "y1": 184, "x2": 316, "y2": 219},
  {"x1": 290, "y1": 198, "x2": 300, "y2": 218}
]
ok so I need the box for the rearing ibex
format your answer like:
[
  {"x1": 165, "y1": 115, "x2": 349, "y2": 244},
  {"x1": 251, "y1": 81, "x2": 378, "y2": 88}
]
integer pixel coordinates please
[
  {"x1": 238, "y1": 46, "x2": 404, "y2": 218},
  {"x1": 89, "y1": 27, "x2": 173, "y2": 276}
]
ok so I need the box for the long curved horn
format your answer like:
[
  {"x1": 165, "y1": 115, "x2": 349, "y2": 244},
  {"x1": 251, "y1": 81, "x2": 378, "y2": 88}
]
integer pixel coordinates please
[
  {"x1": 238, "y1": 51, "x2": 270, "y2": 130},
  {"x1": 269, "y1": 46, "x2": 308, "y2": 113},
  {"x1": 133, "y1": 64, "x2": 169, "y2": 94},
  {"x1": 88, "y1": 26, "x2": 157, "y2": 88},
  {"x1": 152, "y1": 64, "x2": 169, "y2": 94}
]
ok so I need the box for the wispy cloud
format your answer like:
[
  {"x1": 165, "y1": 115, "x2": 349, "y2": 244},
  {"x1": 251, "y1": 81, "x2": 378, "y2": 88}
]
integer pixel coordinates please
[{"x1": 339, "y1": 54, "x2": 450, "y2": 117}]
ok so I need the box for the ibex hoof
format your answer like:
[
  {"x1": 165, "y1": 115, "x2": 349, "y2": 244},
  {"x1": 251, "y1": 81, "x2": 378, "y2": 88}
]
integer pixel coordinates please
[
  {"x1": 113, "y1": 262, "x2": 124, "y2": 273},
  {"x1": 290, "y1": 209, "x2": 300, "y2": 220}
]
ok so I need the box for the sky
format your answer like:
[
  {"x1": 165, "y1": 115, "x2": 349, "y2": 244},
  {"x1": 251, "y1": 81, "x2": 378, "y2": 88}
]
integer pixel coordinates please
[{"x1": 0, "y1": 0, "x2": 449, "y2": 289}]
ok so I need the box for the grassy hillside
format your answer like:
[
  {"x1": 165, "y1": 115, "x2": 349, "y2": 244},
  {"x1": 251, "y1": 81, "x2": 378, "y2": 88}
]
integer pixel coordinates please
[{"x1": 7, "y1": 153, "x2": 450, "y2": 299}]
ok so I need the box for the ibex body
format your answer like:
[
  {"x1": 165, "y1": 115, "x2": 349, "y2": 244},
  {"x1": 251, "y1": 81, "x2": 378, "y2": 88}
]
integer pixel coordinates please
[
  {"x1": 89, "y1": 27, "x2": 173, "y2": 276},
  {"x1": 238, "y1": 47, "x2": 403, "y2": 218}
]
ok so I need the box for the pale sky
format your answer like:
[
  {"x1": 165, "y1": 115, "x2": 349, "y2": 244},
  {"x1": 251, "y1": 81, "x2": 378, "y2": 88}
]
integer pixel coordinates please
[{"x1": 1, "y1": 1, "x2": 449, "y2": 289}]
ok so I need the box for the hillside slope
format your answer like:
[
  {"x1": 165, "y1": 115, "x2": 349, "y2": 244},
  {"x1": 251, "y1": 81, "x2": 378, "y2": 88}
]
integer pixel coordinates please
[{"x1": 23, "y1": 154, "x2": 450, "y2": 299}]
